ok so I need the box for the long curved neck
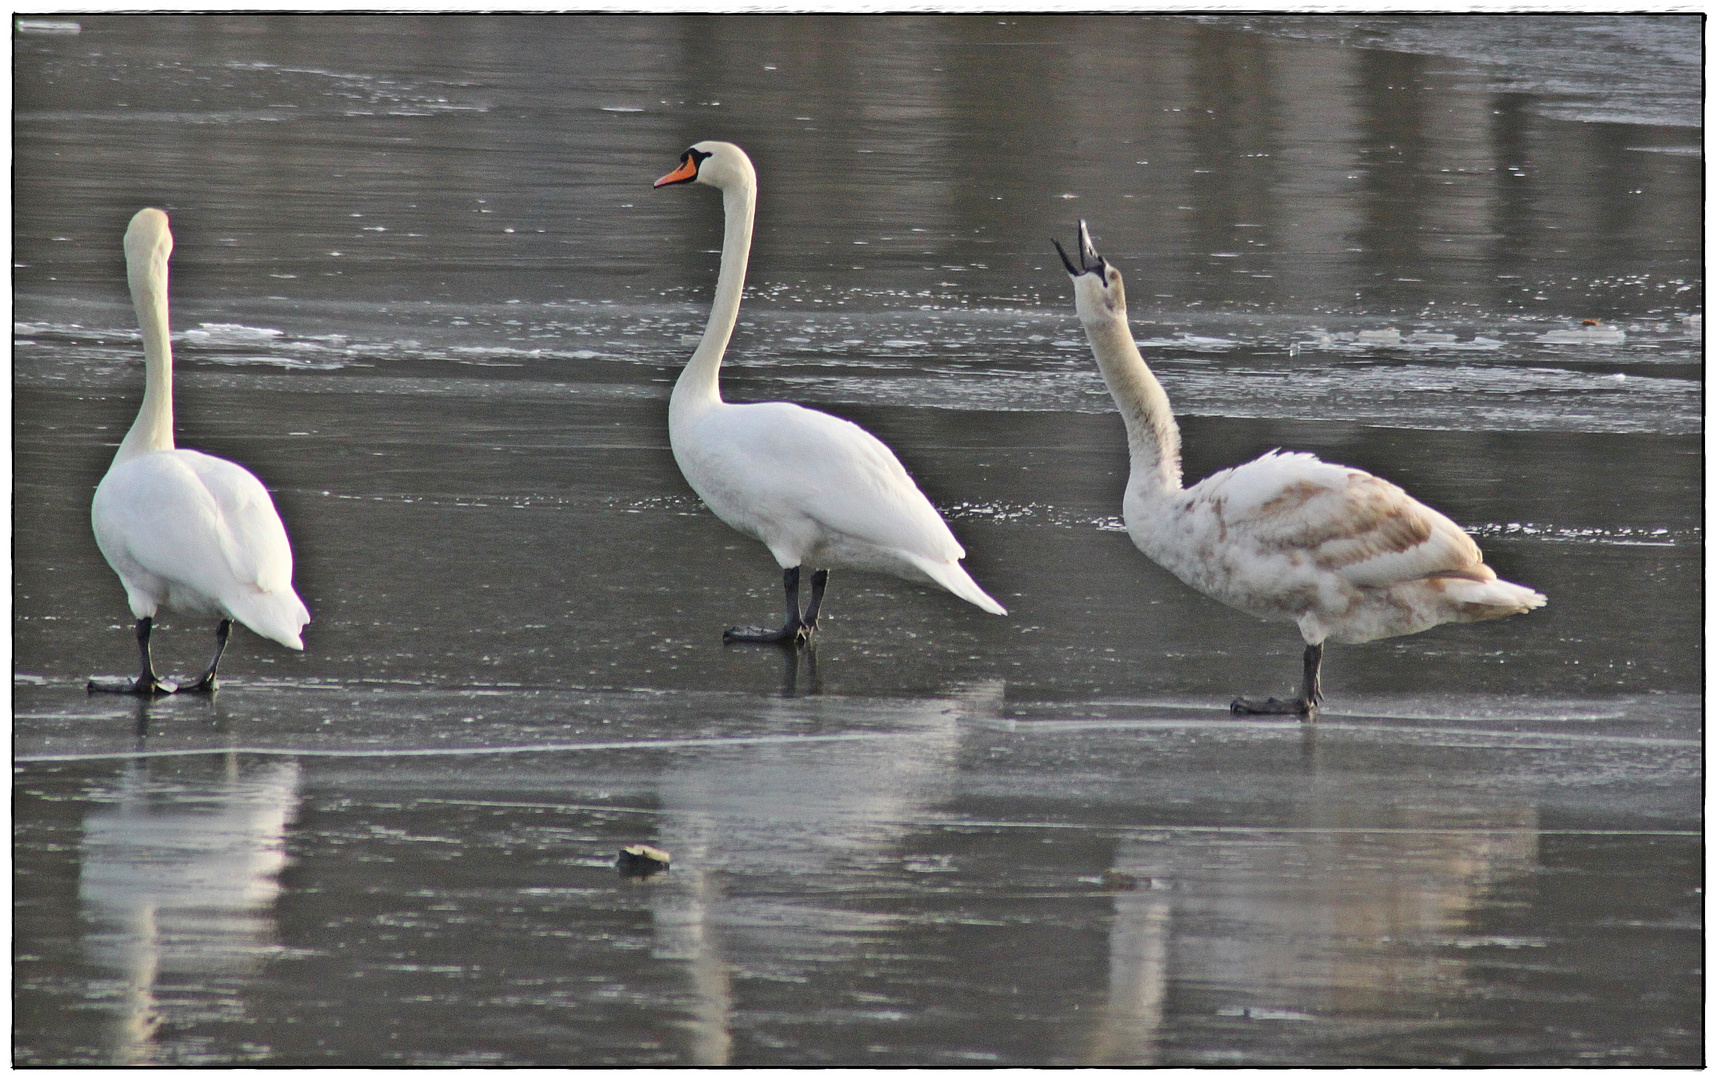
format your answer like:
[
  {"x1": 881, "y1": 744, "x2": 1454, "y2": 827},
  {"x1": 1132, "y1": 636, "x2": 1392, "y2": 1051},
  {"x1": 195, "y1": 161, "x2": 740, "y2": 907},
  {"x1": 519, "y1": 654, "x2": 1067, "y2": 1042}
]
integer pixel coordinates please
[
  {"x1": 115, "y1": 259, "x2": 175, "y2": 463},
  {"x1": 671, "y1": 177, "x2": 755, "y2": 417},
  {"x1": 1086, "y1": 317, "x2": 1182, "y2": 496}
]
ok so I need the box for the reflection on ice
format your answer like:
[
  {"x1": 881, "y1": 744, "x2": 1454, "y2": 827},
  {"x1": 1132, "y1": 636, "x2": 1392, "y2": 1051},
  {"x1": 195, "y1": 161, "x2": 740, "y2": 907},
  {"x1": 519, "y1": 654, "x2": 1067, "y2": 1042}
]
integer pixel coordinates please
[
  {"x1": 78, "y1": 757, "x2": 301, "y2": 1065},
  {"x1": 645, "y1": 682, "x2": 1003, "y2": 1063},
  {"x1": 1085, "y1": 842, "x2": 1172, "y2": 1066},
  {"x1": 1081, "y1": 802, "x2": 1539, "y2": 1065},
  {"x1": 1174, "y1": 806, "x2": 1538, "y2": 1042}
]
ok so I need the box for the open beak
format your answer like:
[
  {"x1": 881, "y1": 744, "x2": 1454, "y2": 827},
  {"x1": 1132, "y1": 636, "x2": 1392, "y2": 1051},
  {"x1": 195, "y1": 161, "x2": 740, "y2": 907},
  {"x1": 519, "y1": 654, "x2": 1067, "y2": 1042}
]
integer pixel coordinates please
[
  {"x1": 1077, "y1": 219, "x2": 1104, "y2": 272},
  {"x1": 1052, "y1": 219, "x2": 1106, "y2": 276},
  {"x1": 1052, "y1": 236, "x2": 1079, "y2": 276},
  {"x1": 654, "y1": 154, "x2": 700, "y2": 188}
]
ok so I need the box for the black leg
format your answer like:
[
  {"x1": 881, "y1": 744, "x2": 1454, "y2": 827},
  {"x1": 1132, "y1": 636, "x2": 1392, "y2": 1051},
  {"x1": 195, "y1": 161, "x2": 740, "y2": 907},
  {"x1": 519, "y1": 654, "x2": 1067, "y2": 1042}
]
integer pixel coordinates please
[
  {"x1": 88, "y1": 616, "x2": 178, "y2": 695},
  {"x1": 186, "y1": 619, "x2": 233, "y2": 692},
  {"x1": 1230, "y1": 642, "x2": 1323, "y2": 720},
  {"x1": 724, "y1": 566, "x2": 811, "y2": 644},
  {"x1": 1302, "y1": 641, "x2": 1324, "y2": 709},
  {"x1": 800, "y1": 569, "x2": 830, "y2": 631}
]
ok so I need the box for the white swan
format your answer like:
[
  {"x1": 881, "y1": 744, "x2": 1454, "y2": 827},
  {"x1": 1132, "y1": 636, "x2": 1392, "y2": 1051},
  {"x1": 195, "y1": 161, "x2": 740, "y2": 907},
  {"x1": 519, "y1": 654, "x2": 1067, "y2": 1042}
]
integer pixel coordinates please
[
  {"x1": 1054, "y1": 221, "x2": 1545, "y2": 717},
  {"x1": 654, "y1": 141, "x2": 1006, "y2": 643},
  {"x1": 89, "y1": 208, "x2": 309, "y2": 694}
]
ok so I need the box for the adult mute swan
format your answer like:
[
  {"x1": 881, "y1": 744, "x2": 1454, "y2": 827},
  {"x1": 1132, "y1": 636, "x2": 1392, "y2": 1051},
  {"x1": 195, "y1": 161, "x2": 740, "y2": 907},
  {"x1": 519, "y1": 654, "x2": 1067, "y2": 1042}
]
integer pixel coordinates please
[
  {"x1": 1053, "y1": 221, "x2": 1544, "y2": 717},
  {"x1": 654, "y1": 141, "x2": 1006, "y2": 643},
  {"x1": 88, "y1": 208, "x2": 310, "y2": 694}
]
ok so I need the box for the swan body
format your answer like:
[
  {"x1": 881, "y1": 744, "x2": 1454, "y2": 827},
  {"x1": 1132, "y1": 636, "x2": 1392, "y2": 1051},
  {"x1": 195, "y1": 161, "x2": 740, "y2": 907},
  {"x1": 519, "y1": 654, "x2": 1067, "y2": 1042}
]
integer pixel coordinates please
[
  {"x1": 1055, "y1": 220, "x2": 1544, "y2": 715},
  {"x1": 90, "y1": 208, "x2": 309, "y2": 693},
  {"x1": 656, "y1": 141, "x2": 1004, "y2": 641}
]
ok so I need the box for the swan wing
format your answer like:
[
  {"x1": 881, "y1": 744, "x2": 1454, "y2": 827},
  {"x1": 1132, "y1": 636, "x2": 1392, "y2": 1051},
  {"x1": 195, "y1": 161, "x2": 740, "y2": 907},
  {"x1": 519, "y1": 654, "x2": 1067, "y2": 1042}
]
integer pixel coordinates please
[
  {"x1": 96, "y1": 450, "x2": 303, "y2": 617},
  {"x1": 694, "y1": 402, "x2": 966, "y2": 561},
  {"x1": 179, "y1": 451, "x2": 300, "y2": 593},
  {"x1": 1208, "y1": 450, "x2": 1484, "y2": 587}
]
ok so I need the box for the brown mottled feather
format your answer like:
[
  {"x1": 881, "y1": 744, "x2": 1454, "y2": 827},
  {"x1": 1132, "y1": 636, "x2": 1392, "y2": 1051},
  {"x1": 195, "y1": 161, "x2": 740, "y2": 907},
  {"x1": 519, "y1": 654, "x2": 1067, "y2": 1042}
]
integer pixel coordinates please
[{"x1": 1227, "y1": 465, "x2": 1483, "y2": 590}]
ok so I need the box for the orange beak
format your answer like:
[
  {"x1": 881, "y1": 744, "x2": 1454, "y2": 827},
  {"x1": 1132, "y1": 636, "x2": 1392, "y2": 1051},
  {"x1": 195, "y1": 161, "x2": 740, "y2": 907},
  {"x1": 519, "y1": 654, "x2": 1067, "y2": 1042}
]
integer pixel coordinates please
[{"x1": 654, "y1": 157, "x2": 700, "y2": 188}]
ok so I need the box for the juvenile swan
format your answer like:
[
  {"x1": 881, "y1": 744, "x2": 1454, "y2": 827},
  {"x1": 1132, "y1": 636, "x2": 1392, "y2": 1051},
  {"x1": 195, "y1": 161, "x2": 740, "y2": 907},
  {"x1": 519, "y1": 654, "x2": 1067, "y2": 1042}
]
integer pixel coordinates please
[
  {"x1": 89, "y1": 208, "x2": 310, "y2": 694},
  {"x1": 655, "y1": 141, "x2": 1005, "y2": 643},
  {"x1": 1054, "y1": 220, "x2": 1544, "y2": 717}
]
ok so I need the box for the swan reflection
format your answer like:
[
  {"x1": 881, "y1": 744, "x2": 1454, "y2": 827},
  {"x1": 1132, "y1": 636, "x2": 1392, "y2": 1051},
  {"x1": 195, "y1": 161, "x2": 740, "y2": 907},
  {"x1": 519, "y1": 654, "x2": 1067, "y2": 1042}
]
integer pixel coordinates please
[
  {"x1": 646, "y1": 682, "x2": 1002, "y2": 1063},
  {"x1": 1085, "y1": 841, "x2": 1172, "y2": 1065},
  {"x1": 78, "y1": 756, "x2": 300, "y2": 1064},
  {"x1": 1082, "y1": 801, "x2": 1538, "y2": 1063}
]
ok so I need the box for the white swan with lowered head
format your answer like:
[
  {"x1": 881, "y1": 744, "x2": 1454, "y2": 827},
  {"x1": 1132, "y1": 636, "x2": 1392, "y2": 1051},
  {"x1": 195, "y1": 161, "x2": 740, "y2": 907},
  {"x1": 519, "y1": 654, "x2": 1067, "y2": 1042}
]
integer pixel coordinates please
[
  {"x1": 89, "y1": 208, "x2": 310, "y2": 694},
  {"x1": 1054, "y1": 220, "x2": 1544, "y2": 717},
  {"x1": 654, "y1": 141, "x2": 1006, "y2": 643}
]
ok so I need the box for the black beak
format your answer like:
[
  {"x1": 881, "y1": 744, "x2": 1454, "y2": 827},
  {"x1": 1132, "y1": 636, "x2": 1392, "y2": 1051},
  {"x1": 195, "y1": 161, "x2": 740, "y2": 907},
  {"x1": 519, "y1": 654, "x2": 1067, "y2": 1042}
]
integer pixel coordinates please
[
  {"x1": 1077, "y1": 219, "x2": 1104, "y2": 273},
  {"x1": 1052, "y1": 219, "x2": 1106, "y2": 276},
  {"x1": 1052, "y1": 236, "x2": 1079, "y2": 276}
]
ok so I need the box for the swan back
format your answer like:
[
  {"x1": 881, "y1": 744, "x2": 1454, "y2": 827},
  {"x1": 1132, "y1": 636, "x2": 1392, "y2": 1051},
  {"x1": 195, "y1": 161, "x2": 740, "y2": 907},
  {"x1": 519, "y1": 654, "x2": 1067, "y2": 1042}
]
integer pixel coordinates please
[
  {"x1": 679, "y1": 400, "x2": 962, "y2": 562},
  {"x1": 93, "y1": 449, "x2": 309, "y2": 649}
]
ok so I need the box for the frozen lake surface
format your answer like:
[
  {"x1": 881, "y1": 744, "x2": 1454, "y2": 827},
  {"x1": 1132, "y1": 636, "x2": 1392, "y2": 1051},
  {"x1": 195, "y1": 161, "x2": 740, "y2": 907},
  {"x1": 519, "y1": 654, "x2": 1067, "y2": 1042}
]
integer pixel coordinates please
[{"x1": 13, "y1": 14, "x2": 1702, "y2": 1066}]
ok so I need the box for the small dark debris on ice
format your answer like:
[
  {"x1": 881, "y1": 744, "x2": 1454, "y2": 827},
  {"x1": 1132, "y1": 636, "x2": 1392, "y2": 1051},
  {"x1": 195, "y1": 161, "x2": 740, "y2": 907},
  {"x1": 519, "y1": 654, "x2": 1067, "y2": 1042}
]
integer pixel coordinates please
[{"x1": 617, "y1": 844, "x2": 671, "y2": 877}]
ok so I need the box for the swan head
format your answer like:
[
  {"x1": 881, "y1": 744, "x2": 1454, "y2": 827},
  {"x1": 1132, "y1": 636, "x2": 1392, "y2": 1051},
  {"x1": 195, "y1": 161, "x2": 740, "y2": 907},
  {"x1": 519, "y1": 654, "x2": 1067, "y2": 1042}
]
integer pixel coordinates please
[
  {"x1": 124, "y1": 207, "x2": 173, "y2": 289},
  {"x1": 654, "y1": 140, "x2": 756, "y2": 193},
  {"x1": 1053, "y1": 219, "x2": 1127, "y2": 327}
]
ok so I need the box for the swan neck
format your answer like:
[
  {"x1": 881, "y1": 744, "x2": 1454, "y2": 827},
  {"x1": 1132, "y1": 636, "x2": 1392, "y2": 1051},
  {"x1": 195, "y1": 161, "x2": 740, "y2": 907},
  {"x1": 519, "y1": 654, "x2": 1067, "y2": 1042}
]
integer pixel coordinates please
[
  {"x1": 116, "y1": 261, "x2": 176, "y2": 463},
  {"x1": 672, "y1": 178, "x2": 755, "y2": 416},
  {"x1": 1088, "y1": 317, "x2": 1182, "y2": 495}
]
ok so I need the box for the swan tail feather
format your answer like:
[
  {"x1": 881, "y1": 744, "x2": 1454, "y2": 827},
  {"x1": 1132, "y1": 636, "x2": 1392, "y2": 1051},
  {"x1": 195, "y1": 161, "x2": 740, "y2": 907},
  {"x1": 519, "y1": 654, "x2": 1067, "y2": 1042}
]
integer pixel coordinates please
[
  {"x1": 1439, "y1": 575, "x2": 1546, "y2": 619},
  {"x1": 912, "y1": 557, "x2": 1008, "y2": 616},
  {"x1": 226, "y1": 589, "x2": 311, "y2": 650}
]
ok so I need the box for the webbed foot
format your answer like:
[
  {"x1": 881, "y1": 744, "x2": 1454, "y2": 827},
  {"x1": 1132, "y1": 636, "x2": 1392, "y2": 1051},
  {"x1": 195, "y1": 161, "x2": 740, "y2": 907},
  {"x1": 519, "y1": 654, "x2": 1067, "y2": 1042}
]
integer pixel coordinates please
[
  {"x1": 1230, "y1": 694, "x2": 1316, "y2": 718},
  {"x1": 89, "y1": 616, "x2": 177, "y2": 695},
  {"x1": 723, "y1": 622, "x2": 811, "y2": 645},
  {"x1": 723, "y1": 566, "x2": 818, "y2": 646},
  {"x1": 88, "y1": 674, "x2": 178, "y2": 695},
  {"x1": 1230, "y1": 642, "x2": 1323, "y2": 720}
]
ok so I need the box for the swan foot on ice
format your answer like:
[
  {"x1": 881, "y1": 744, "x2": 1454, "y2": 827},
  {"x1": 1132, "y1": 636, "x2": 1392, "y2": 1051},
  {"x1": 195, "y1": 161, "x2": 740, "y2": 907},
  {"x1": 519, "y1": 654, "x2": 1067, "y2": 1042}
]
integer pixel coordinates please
[
  {"x1": 182, "y1": 618, "x2": 234, "y2": 692},
  {"x1": 87, "y1": 616, "x2": 180, "y2": 695},
  {"x1": 724, "y1": 623, "x2": 811, "y2": 645},
  {"x1": 723, "y1": 567, "x2": 828, "y2": 646},
  {"x1": 1230, "y1": 643, "x2": 1324, "y2": 720},
  {"x1": 87, "y1": 675, "x2": 179, "y2": 695},
  {"x1": 1230, "y1": 695, "x2": 1317, "y2": 718}
]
